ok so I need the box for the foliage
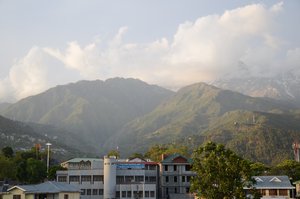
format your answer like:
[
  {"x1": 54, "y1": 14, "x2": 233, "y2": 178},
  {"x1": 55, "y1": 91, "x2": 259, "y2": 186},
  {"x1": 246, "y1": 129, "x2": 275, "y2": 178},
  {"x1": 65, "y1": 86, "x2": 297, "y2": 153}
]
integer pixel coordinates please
[
  {"x1": 48, "y1": 165, "x2": 66, "y2": 180},
  {"x1": 0, "y1": 156, "x2": 15, "y2": 180},
  {"x1": 250, "y1": 162, "x2": 270, "y2": 176},
  {"x1": 128, "y1": 153, "x2": 145, "y2": 160},
  {"x1": 107, "y1": 149, "x2": 120, "y2": 158},
  {"x1": 191, "y1": 142, "x2": 255, "y2": 199},
  {"x1": 144, "y1": 144, "x2": 188, "y2": 162},
  {"x1": 2, "y1": 146, "x2": 14, "y2": 158},
  {"x1": 270, "y1": 159, "x2": 300, "y2": 181},
  {"x1": 26, "y1": 158, "x2": 47, "y2": 184}
]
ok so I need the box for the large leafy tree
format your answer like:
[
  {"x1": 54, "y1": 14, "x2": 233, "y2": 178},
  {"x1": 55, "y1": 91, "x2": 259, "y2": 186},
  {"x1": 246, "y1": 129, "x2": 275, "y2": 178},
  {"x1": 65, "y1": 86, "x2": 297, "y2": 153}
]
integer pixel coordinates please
[
  {"x1": 191, "y1": 142, "x2": 255, "y2": 199},
  {"x1": 270, "y1": 159, "x2": 300, "y2": 181}
]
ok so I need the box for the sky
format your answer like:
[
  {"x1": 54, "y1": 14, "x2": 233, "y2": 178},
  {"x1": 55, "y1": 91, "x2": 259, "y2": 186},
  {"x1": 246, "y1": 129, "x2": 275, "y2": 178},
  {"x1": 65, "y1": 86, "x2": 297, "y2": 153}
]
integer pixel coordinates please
[{"x1": 0, "y1": 0, "x2": 299, "y2": 103}]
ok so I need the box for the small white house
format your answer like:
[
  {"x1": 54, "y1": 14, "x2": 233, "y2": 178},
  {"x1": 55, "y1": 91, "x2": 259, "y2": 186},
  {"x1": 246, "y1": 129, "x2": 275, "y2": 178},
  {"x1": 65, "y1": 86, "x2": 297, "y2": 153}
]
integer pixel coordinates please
[{"x1": 2, "y1": 181, "x2": 80, "y2": 199}]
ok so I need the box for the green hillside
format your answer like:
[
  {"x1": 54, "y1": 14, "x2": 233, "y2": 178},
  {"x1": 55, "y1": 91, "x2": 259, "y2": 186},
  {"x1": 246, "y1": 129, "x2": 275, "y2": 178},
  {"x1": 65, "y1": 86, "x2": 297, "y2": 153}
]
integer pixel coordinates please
[
  {"x1": 1, "y1": 78, "x2": 173, "y2": 153},
  {"x1": 110, "y1": 83, "x2": 300, "y2": 164},
  {"x1": 0, "y1": 115, "x2": 84, "y2": 160}
]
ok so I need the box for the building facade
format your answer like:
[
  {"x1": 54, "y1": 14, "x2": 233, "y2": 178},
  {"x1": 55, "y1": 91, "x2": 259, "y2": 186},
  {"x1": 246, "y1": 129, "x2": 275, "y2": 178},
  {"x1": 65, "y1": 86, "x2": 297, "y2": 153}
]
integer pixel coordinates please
[
  {"x1": 2, "y1": 181, "x2": 80, "y2": 199},
  {"x1": 56, "y1": 157, "x2": 159, "y2": 199},
  {"x1": 160, "y1": 154, "x2": 195, "y2": 199}
]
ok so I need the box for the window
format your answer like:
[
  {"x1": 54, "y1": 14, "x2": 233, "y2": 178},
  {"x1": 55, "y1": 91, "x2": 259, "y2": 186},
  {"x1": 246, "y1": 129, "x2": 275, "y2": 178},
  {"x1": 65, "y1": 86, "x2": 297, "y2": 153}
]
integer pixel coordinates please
[
  {"x1": 145, "y1": 191, "x2": 149, "y2": 197},
  {"x1": 122, "y1": 191, "x2": 126, "y2": 198},
  {"x1": 185, "y1": 165, "x2": 191, "y2": 171},
  {"x1": 149, "y1": 165, "x2": 156, "y2": 170},
  {"x1": 93, "y1": 175, "x2": 103, "y2": 182},
  {"x1": 164, "y1": 165, "x2": 168, "y2": 171},
  {"x1": 13, "y1": 195, "x2": 21, "y2": 199},
  {"x1": 175, "y1": 187, "x2": 177, "y2": 193},
  {"x1": 150, "y1": 191, "x2": 155, "y2": 197},
  {"x1": 116, "y1": 191, "x2": 120, "y2": 198},
  {"x1": 93, "y1": 189, "x2": 98, "y2": 195},
  {"x1": 138, "y1": 191, "x2": 143, "y2": 198},
  {"x1": 182, "y1": 176, "x2": 185, "y2": 182},
  {"x1": 58, "y1": 176, "x2": 67, "y2": 182},
  {"x1": 187, "y1": 176, "x2": 191, "y2": 182},
  {"x1": 174, "y1": 176, "x2": 177, "y2": 182},
  {"x1": 81, "y1": 189, "x2": 86, "y2": 195},
  {"x1": 279, "y1": 189, "x2": 288, "y2": 196},
  {"x1": 117, "y1": 176, "x2": 125, "y2": 184},
  {"x1": 87, "y1": 189, "x2": 91, "y2": 195},
  {"x1": 135, "y1": 176, "x2": 144, "y2": 182},
  {"x1": 269, "y1": 189, "x2": 277, "y2": 196},
  {"x1": 173, "y1": 165, "x2": 177, "y2": 171},
  {"x1": 64, "y1": 194, "x2": 68, "y2": 199},
  {"x1": 149, "y1": 176, "x2": 156, "y2": 182},
  {"x1": 99, "y1": 189, "x2": 103, "y2": 195},
  {"x1": 127, "y1": 191, "x2": 131, "y2": 198},
  {"x1": 259, "y1": 189, "x2": 266, "y2": 196},
  {"x1": 166, "y1": 176, "x2": 169, "y2": 183},
  {"x1": 125, "y1": 176, "x2": 134, "y2": 182},
  {"x1": 81, "y1": 175, "x2": 91, "y2": 182},
  {"x1": 186, "y1": 187, "x2": 190, "y2": 193},
  {"x1": 69, "y1": 176, "x2": 80, "y2": 182}
]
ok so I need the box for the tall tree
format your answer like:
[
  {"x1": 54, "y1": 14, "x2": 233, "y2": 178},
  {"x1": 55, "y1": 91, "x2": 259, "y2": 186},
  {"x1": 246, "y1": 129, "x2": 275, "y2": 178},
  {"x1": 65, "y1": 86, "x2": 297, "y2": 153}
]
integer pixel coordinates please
[
  {"x1": 191, "y1": 142, "x2": 255, "y2": 199},
  {"x1": 2, "y1": 146, "x2": 14, "y2": 158}
]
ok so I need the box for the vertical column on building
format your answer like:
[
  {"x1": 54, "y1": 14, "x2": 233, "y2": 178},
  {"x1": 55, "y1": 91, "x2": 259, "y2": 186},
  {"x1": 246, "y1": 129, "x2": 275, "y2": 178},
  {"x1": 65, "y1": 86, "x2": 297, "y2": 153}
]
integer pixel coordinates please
[{"x1": 104, "y1": 156, "x2": 117, "y2": 199}]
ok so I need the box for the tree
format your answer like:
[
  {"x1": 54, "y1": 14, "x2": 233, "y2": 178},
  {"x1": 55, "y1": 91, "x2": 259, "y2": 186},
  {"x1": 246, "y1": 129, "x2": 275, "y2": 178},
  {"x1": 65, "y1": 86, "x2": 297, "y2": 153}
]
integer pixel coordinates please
[
  {"x1": 48, "y1": 165, "x2": 66, "y2": 180},
  {"x1": 128, "y1": 153, "x2": 145, "y2": 160},
  {"x1": 191, "y1": 142, "x2": 254, "y2": 199},
  {"x1": 107, "y1": 149, "x2": 120, "y2": 159},
  {"x1": 144, "y1": 143, "x2": 188, "y2": 162},
  {"x1": 270, "y1": 159, "x2": 300, "y2": 181},
  {"x1": 26, "y1": 158, "x2": 47, "y2": 184},
  {"x1": 2, "y1": 146, "x2": 14, "y2": 158}
]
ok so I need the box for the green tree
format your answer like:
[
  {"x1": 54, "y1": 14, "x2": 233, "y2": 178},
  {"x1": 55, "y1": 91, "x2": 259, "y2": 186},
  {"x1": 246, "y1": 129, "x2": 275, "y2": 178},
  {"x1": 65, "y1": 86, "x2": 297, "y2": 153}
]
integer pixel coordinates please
[
  {"x1": 48, "y1": 165, "x2": 66, "y2": 180},
  {"x1": 144, "y1": 143, "x2": 188, "y2": 162},
  {"x1": 0, "y1": 156, "x2": 15, "y2": 180},
  {"x1": 270, "y1": 159, "x2": 300, "y2": 181},
  {"x1": 191, "y1": 142, "x2": 254, "y2": 199},
  {"x1": 128, "y1": 153, "x2": 145, "y2": 160},
  {"x1": 2, "y1": 146, "x2": 14, "y2": 158},
  {"x1": 250, "y1": 162, "x2": 270, "y2": 176},
  {"x1": 26, "y1": 158, "x2": 47, "y2": 184},
  {"x1": 107, "y1": 149, "x2": 120, "y2": 158}
]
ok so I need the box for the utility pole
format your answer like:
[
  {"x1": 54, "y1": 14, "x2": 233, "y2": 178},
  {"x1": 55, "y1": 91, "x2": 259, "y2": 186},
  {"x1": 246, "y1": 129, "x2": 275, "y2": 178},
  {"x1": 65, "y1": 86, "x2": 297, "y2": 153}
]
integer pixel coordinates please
[{"x1": 46, "y1": 143, "x2": 52, "y2": 175}]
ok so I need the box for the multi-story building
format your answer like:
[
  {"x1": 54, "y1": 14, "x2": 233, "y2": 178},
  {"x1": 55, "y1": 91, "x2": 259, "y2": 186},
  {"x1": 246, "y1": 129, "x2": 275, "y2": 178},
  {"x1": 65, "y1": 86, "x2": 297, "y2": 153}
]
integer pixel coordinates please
[
  {"x1": 160, "y1": 154, "x2": 195, "y2": 199},
  {"x1": 56, "y1": 156, "x2": 159, "y2": 199}
]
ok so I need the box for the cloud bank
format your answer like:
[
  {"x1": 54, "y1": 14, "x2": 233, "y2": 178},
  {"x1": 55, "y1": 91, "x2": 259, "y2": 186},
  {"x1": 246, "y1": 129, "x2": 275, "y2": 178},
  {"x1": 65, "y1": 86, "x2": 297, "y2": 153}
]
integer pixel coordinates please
[{"x1": 1, "y1": 2, "x2": 299, "y2": 102}]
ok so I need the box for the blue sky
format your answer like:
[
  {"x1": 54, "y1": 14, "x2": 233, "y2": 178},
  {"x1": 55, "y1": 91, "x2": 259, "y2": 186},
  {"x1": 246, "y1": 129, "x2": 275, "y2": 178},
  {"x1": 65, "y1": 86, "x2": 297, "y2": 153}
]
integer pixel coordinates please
[{"x1": 0, "y1": 0, "x2": 299, "y2": 102}]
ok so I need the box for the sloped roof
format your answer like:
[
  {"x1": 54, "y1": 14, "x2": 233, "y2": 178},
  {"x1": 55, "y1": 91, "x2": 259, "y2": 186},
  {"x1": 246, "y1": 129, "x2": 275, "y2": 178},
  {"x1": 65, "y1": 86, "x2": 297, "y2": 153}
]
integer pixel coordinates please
[
  {"x1": 8, "y1": 181, "x2": 80, "y2": 194},
  {"x1": 252, "y1": 176, "x2": 295, "y2": 189},
  {"x1": 62, "y1": 158, "x2": 102, "y2": 163},
  {"x1": 161, "y1": 153, "x2": 192, "y2": 164}
]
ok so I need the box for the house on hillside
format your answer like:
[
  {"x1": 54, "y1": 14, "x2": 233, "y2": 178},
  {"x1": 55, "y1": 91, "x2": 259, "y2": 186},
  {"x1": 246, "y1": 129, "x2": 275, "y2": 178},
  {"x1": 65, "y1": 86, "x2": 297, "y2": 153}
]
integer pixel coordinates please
[
  {"x1": 245, "y1": 175, "x2": 295, "y2": 199},
  {"x1": 2, "y1": 181, "x2": 80, "y2": 199},
  {"x1": 160, "y1": 153, "x2": 195, "y2": 199}
]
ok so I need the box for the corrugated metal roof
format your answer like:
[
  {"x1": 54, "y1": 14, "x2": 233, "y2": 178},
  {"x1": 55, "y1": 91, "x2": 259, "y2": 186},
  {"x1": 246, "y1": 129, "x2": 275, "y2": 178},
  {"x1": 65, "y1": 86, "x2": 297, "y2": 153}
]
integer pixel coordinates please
[
  {"x1": 252, "y1": 176, "x2": 295, "y2": 189},
  {"x1": 8, "y1": 181, "x2": 81, "y2": 194},
  {"x1": 62, "y1": 158, "x2": 102, "y2": 163}
]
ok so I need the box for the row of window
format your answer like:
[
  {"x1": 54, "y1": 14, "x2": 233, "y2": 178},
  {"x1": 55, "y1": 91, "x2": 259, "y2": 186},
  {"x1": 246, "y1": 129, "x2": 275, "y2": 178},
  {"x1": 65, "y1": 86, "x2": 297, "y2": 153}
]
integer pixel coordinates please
[
  {"x1": 59, "y1": 175, "x2": 156, "y2": 184},
  {"x1": 116, "y1": 176, "x2": 156, "y2": 184},
  {"x1": 165, "y1": 187, "x2": 190, "y2": 194},
  {"x1": 165, "y1": 176, "x2": 191, "y2": 183},
  {"x1": 116, "y1": 191, "x2": 155, "y2": 198},
  {"x1": 258, "y1": 189, "x2": 288, "y2": 196},
  {"x1": 163, "y1": 165, "x2": 191, "y2": 172},
  {"x1": 81, "y1": 189, "x2": 103, "y2": 195},
  {"x1": 58, "y1": 175, "x2": 104, "y2": 183}
]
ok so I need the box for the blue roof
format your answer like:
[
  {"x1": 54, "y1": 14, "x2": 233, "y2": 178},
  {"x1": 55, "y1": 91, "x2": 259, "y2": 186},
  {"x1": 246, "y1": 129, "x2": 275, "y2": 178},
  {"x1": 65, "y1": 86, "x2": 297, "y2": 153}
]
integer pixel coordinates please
[
  {"x1": 8, "y1": 181, "x2": 80, "y2": 193},
  {"x1": 63, "y1": 158, "x2": 102, "y2": 163},
  {"x1": 252, "y1": 176, "x2": 295, "y2": 189}
]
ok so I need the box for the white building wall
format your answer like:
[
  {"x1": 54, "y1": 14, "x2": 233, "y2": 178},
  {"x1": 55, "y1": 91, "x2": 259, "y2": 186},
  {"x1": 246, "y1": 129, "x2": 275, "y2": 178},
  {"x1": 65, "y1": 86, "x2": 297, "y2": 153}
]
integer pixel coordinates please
[{"x1": 104, "y1": 156, "x2": 117, "y2": 199}]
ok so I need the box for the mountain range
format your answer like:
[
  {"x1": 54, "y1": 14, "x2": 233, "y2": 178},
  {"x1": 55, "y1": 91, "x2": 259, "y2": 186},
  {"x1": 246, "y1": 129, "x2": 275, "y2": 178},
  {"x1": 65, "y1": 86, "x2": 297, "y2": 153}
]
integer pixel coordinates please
[{"x1": 1, "y1": 77, "x2": 300, "y2": 165}]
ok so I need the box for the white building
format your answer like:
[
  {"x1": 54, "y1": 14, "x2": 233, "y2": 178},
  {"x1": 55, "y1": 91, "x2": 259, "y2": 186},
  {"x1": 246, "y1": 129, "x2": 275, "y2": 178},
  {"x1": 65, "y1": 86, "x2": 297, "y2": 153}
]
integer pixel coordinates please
[{"x1": 56, "y1": 156, "x2": 159, "y2": 199}]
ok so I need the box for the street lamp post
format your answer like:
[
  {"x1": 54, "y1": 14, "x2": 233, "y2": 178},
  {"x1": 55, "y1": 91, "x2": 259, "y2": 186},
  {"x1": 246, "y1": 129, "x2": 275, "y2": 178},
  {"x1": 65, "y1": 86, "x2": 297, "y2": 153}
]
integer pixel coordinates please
[{"x1": 46, "y1": 143, "x2": 52, "y2": 175}]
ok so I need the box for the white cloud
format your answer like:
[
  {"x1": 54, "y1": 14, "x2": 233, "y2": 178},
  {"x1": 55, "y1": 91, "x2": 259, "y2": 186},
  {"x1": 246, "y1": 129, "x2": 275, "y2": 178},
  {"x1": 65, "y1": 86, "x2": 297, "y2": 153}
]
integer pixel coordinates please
[{"x1": 0, "y1": 2, "x2": 299, "y2": 102}]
